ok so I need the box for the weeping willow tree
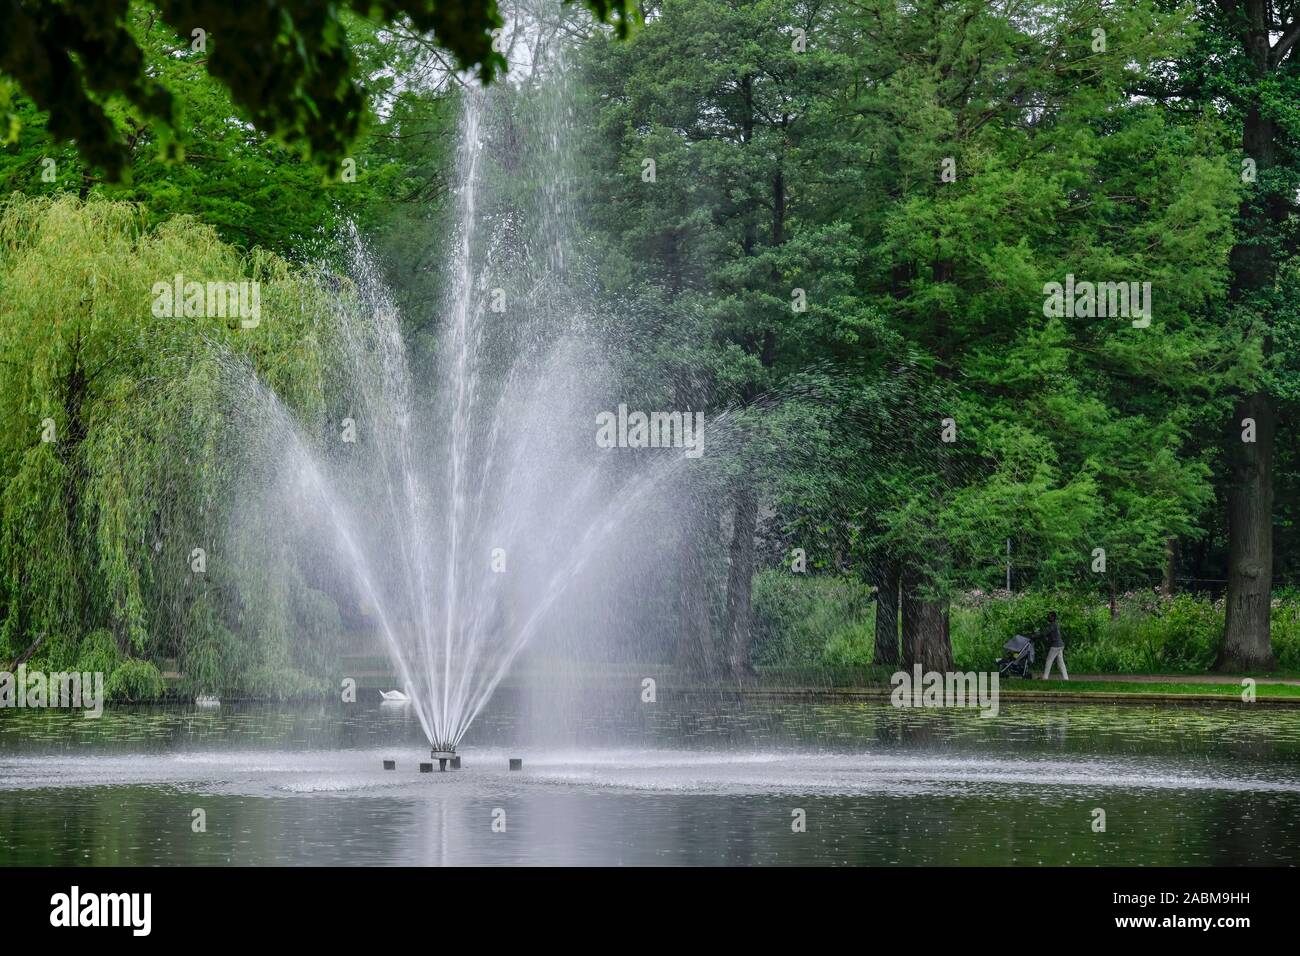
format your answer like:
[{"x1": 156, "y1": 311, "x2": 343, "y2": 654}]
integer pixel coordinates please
[{"x1": 0, "y1": 194, "x2": 352, "y2": 698}]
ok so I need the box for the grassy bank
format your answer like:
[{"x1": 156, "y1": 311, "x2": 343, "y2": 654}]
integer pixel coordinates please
[
  {"x1": 734, "y1": 665, "x2": 1300, "y2": 703},
  {"x1": 1003, "y1": 679, "x2": 1300, "y2": 698}
]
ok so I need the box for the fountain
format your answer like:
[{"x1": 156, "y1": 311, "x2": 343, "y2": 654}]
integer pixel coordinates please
[{"x1": 218, "y1": 5, "x2": 706, "y2": 764}]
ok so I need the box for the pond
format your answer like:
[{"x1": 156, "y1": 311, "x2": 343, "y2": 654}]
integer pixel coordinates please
[{"x1": 2, "y1": 693, "x2": 1299, "y2": 865}]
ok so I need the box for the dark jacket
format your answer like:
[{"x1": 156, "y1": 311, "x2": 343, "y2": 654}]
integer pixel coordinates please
[{"x1": 1038, "y1": 620, "x2": 1063, "y2": 648}]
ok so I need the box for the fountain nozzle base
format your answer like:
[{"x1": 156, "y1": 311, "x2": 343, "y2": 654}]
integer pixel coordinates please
[{"x1": 431, "y1": 748, "x2": 458, "y2": 772}]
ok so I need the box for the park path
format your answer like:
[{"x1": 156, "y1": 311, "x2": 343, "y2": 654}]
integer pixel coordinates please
[{"x1": 1042, "y1": 673, "x2": 1300, "y2": 686}]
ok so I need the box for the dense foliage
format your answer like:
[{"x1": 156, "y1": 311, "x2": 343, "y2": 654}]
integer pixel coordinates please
[
  {"x1": 0, "y1": 194, "x2": 349, "y2": 697},
  {"x1": 751, "y1": 572, "x2": 1300, "y2": 673},
  {"x1": 573, "y1": 0, "x2": 1299, "y2": 675},
  {"x1": 2, "y1": 0, "x2": 1299, "y2": 695},
  {"x1": 0, "y1": 0, "x2": 637, "y2": 180}
]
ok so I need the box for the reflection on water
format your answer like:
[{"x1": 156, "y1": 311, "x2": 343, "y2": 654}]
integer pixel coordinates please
[{"x1": 2, "y1": 695, "x2": 1299, "y2": 865}]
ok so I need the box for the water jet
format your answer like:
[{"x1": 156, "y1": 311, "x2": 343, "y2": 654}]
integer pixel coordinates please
[{"x1": 221, "y1": 16, "x2": 699, "y2": 764}]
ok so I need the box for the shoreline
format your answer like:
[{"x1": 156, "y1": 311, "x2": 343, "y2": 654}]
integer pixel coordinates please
[
  {"x1": 677, "y1": 686, "x2": 1300, "y2": 708},
  {"x1": 23, "y1": 679, "x2": 1300, "y2": 710}
]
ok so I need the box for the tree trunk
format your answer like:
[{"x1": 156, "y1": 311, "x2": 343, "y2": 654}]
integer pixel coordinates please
[
  {"x1": 672, "y1": 373, "x2": 717, "y2": 677},
  {"x1": 900, "y1": 559, "x2": 953, "y2": 672},
  {"x1": 872, "y1": 558, "x2": 900, "y2": 665},
  {"x1": 676, "y1": 500, "x2": 719, "y2": 677},
  {"x1": 901, "y1": 566, "x2": 918, "y2": 670},
  {"x1": 724, "y1": 486, "x2": 759, "y2": 678},
  {"x1": 1219, "y1": 6, "x2": 1283, "y2": 670},
  {"x1": 1219, "y1": 391, "x2": 1276, "y2": 670},
  {"x1": 5, "y1": 633, "x2": 45, "y2": 671}
]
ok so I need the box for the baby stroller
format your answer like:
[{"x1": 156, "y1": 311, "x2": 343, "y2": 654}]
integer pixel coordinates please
[{"x1": 996, "y1": 634, "x2": 1035, "y2": 679}]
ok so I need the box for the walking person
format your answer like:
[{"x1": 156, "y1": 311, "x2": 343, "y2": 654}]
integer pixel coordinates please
[{"x1": 1039, "y1": 610, "x2": 1068, "y2": 680}]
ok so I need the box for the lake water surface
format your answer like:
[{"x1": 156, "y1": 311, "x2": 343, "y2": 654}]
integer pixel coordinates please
[{"x1": 2, "y1": 694, "x2": 1298, "y2": 865}]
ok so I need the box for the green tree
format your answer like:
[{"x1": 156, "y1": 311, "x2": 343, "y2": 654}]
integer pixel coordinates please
[
  {"x1": 0, "y1": 194, "x2": 346, "y2": 691},
  {"x1": 0, "y1": 0, "x2": 637, "y2": 180},
  {"x1": 576, "y1": 0, "x2": 890, "y2": 676},
  {"x1": 2, "y1": 6, "x2": 464, "y2": 356},
  {"x1": 1161, "y1": 1, "x2": 1300, "y2": 669},
  {"x1": 836, "y1": 0, "x2": 1237, "y2": 667}
]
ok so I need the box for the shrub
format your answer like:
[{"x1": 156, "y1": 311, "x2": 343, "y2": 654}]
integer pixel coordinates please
[
  {"x1": 105, "y1": 659, "x2": 165, "y2": 701},
  {"x1": 953, "y1": 589, "x2": 1221, "y2": 673},
  {"x1": 1273, "y1": 590, "x2": 1300, "y2": 669},
  {"x1": 751, "y1": 570, "x2": 875, "y2": 666},
  {"x1": 951, "y1": 591, "x2": 1108, "y2": 670},
  {"x1": 240, "y1": 665, "x2": 328, "y2": 700},
  {"x1": 180, "y1": 618, "x2": 242, "y2": 696},
  {"x1": 755, "y1": 578, "x2": 1287, "y2": 675}
]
